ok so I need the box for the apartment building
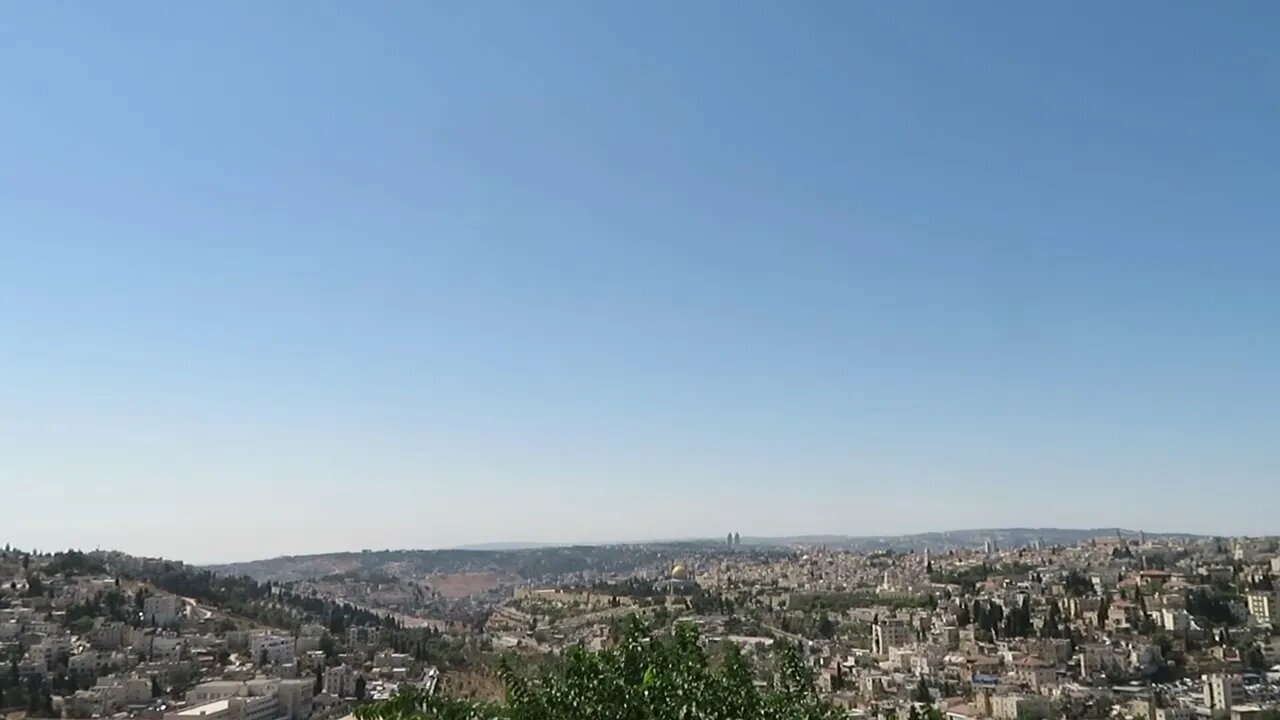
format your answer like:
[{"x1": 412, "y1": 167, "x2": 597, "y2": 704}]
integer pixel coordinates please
[
  {"x1": 91, "y1": 622, "x2": 128, "y2": 649},
  {"x1": 323, "y1": 665, "x2": 360, "y2": 698},
  {"x1": 89, "y1": 675, "x2": 153, "y2": 708},
  {"x1": 346, "y1": 626, "x2": 381, "y2": 647},
  {"x1": 1161, "y1": 609, "x2": 1191, "y2": 633},
  {"x1": 144, "y1": 595, "x2": 183, "y2": 627},
  {"x1": 168, "y1": 694, "x2": 277, "y2": 720},
  {"x1": 276, "y1": 679, "x2": 314, "y2": 720},
  {"x1": 1246, "y1": 592, "x2": 1277, "y2": 626},
  {"x1": 1203, "y1": 673, "x2": 1242, "y2": 713},
  {"x1": 992, "y1": 694, "x2": 1051, "y2": 720},
  {"x1": 250, "y1": 634, "x2": 296, "y2": 666},
  {"x1": 372, "y1": 650, "x2": 413, "y2": 669},
  {"x1": 68, "y1": 651, "x2": 100, "y2": 677},
  {"x1": 871, "y1": 620, "x2": 912, "y2": 655},
  {"x1": 149, "y1": 635, "x2": 185, "y2": 662},
  {"x1": 28, "y1": 637, "x2": 73, "y2": 673},
  {"x1": 1011, "y1": 657, "x2": 1056, "y2": 691},
  {"x1": 1156, "y1": 707, "x2": 1194, "y2": 720},
  {"x1": 180, "y1": 679, "x2": 312, "y2": 720}
]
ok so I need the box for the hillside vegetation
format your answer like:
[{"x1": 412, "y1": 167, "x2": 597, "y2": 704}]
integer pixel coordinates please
[{"x1": 355, "y1": 616, "x2": 847, "y2": 720}]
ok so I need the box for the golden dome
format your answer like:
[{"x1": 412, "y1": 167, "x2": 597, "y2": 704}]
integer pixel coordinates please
[{"x1": 671, "y1": 564, "x2": 688, "y2": 580}]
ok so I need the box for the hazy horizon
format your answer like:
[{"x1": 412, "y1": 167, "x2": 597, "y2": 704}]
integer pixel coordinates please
[
  {"x1": 0, "y1": 525, "x2": 1243, "y2": 567},
  {"x1": 5, "y1": 3, "x2": 1278, "y2": 565}
]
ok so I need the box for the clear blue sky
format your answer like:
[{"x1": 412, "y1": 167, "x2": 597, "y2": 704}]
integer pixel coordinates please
[{"x1": 3, "y1": 2, "x2": 1277, "y2": 563}]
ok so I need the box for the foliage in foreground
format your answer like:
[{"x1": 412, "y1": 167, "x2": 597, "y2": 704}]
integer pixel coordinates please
[{"x1": 355, "y1": 616, "x2": 845, "y2": 720}]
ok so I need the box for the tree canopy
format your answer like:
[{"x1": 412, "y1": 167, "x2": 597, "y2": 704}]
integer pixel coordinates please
[{"x1": 355, "y1": 616, "x2": 846, "y2": 720}]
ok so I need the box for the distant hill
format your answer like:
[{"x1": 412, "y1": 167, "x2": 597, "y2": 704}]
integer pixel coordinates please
[
  {"x1": 453, "y1": 542, "x2": 554, "y2": 551},
  {"x1": 737, "y1": 527, "x2": 1207, "y2": 551},
  {"x1": 204, "y1": 541, "x2": 725, "y2": 583},
  {"x1": 202, "y1": 527, "x2": 1212, "y2": 583}
]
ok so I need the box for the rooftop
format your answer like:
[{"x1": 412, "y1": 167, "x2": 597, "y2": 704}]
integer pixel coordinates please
[{"x1": 178, "y1": 700, "x2": 230, "y2": 716}]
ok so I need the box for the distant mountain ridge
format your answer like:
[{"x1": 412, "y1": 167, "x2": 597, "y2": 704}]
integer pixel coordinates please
[
  {"x1": 736, "y1": 527, "x2": 1206, "y2": 551},
  {"x1": 452, "y1": 542, "x2": 555, "y2": 551},
  {"x1": 452, "y1": 527, "x2": 1205, "y2": 553},
  {"x1": 202, "y1": 527, "x2": 1213, "y2": 582}
]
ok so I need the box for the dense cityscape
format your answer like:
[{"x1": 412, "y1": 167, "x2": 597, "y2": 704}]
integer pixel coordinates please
[{"x1": 2, "y1": 531, "x2": 1278, "y2": 720}]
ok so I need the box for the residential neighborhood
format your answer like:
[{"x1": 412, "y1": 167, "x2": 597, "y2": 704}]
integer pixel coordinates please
[{"x1": 3, "y1": 533, "x2": 1277, "y2": 720}]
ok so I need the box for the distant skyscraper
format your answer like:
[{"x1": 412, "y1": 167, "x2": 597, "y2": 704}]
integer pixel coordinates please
[
  {"x1": 727, "y1": 532, "x2": 733, "y2": 549},
  {"x1": 733, "y1": 532, "x2": 741, "y2": 548}
]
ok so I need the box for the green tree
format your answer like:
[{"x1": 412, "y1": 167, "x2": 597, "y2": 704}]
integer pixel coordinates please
[
  {"x1": 26, "y1": 676, "x2": 42, "y2": 714},
  {"x1": 914, "y1": 678, "x2": 931, "y2": 703},
  {"x1": 1244, "y1": 645, "x2": 1266, "y2": 670},
  {"x1": 71, "y1": 616, "x2": 96, "y2": 635},
  {"x1": 354, "y1": 615, "x2": 844, "y2": 720},
  {"x1": 319, "y1": 633, "x2": 336, "y2": 659},
  {"x1": 1040, "y1": 602, "x2": 1061, "y2": 639}
]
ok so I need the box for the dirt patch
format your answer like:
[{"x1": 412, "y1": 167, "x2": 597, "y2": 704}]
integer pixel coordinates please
[
  {"x1": 441, "y1": 668, "x2": 505, "y2": 702},
  {"x1": 426, "y1": 572, "x2": 515, "y2": 599}
]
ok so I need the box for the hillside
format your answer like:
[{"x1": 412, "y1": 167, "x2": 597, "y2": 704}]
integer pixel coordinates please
[{"x1": 204, "y1": 542, "x2": 732, "y2": 583}]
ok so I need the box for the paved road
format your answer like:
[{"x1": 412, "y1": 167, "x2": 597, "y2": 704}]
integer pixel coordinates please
[{"x1": 180, "y1": 595, "x2": 214, "y2": 620}]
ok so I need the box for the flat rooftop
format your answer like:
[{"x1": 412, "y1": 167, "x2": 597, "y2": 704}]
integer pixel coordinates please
[{"x1": 178, "y1": 700, "x2": 231, "y2": 716}]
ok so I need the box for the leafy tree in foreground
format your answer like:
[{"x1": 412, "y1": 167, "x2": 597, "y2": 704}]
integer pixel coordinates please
[{"x1": 355, "y1": 616, "x2": 845, "y2": 720}]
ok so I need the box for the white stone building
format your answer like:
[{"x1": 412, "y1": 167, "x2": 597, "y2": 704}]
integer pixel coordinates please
[
  {"x1": 144, "y1": 595, "x2": 183, "y2": 627},
  {"x1": 250, "y1": 634, "x2": 296, "y2": 666}
]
